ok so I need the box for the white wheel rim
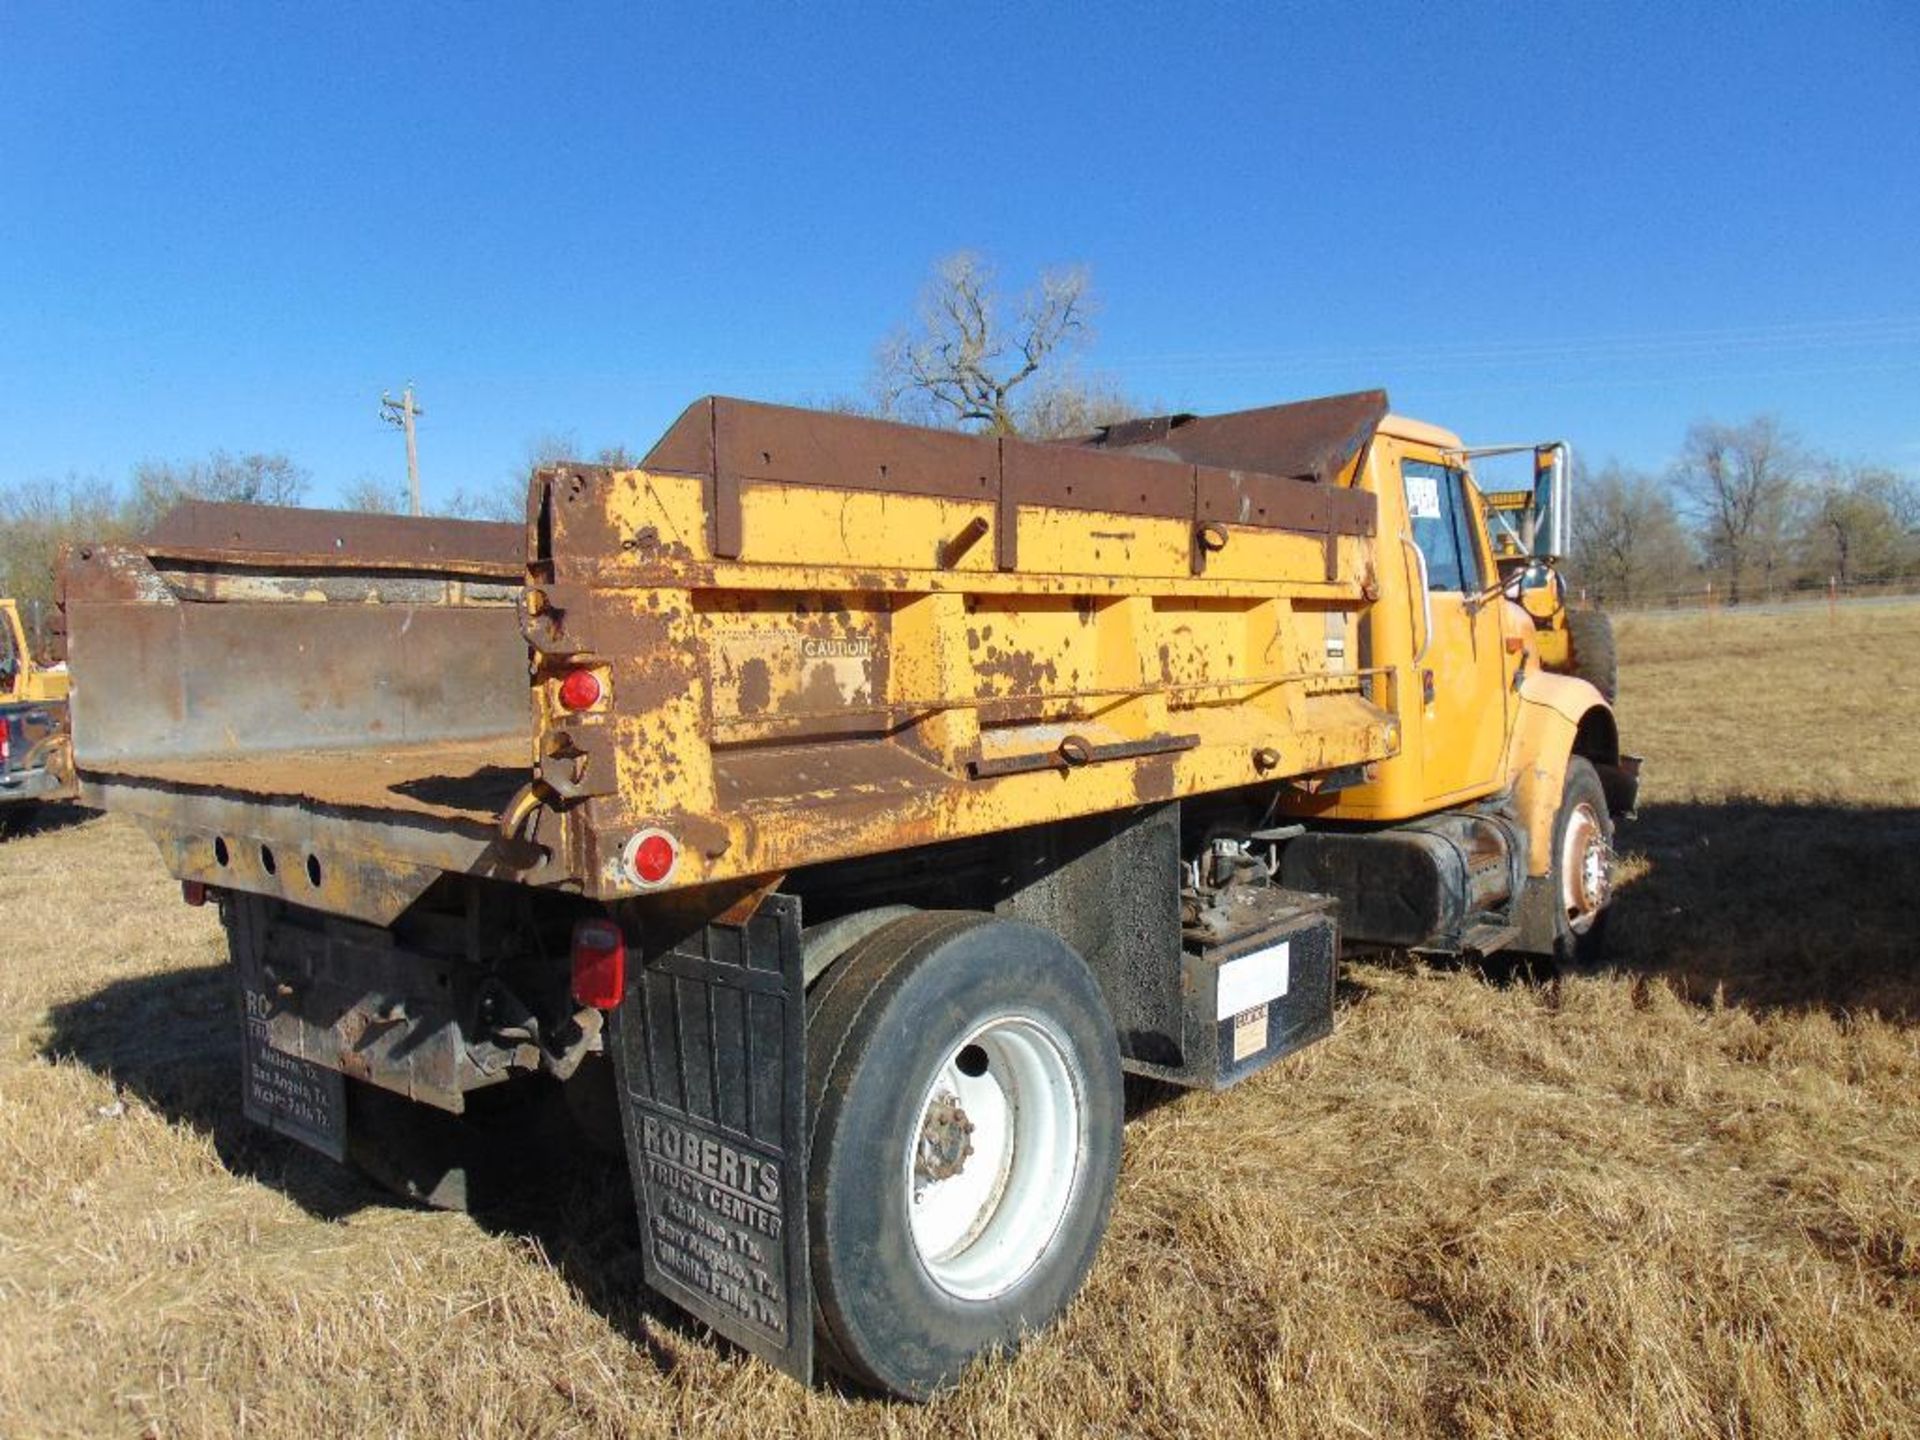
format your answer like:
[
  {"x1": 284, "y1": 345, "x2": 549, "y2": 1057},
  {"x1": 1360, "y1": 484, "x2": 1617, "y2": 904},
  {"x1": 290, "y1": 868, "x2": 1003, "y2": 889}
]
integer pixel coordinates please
[
  {"x1": 1560, "y1": 801, "x2": 1612, "y2": 935},
  {"x1": 904, "y1": 1012, "x2": 1085, "y2": 1301}
]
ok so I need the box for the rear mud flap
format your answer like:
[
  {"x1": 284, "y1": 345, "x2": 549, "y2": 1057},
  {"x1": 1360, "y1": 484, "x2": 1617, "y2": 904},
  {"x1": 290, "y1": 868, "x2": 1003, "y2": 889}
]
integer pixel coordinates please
[{"x1": 607, "y1": 894, "x2": 812, "y2": 1384}]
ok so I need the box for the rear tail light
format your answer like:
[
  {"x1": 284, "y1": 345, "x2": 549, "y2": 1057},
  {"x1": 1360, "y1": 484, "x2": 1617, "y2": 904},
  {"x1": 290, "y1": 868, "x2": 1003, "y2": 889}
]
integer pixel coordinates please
[
  {"x1": 571, "y1": 917, "x2": 627, "y2": 1009},
  {"x1": 556, "y1": 667, "x2": 603, "y2": 712},
  {"x1": 181, "y1": 880, "x2": 208, "y2": 907}
]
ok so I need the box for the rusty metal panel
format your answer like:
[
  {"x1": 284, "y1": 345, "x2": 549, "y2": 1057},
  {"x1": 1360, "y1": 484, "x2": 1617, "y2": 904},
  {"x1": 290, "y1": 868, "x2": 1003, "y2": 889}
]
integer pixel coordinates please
[
  {"x1": 1194, "y1": 465, "x2": 1330, "y2": 532},
  {"x1": 143, "y1": 502, "x2": 522, "y2": 575},
  {"x1": 1088, "y1": 390, "x2": 1389, "y2": 486},
  {"x1": 1325, "y1": 483, "x2": 1378, "y2": 538},
  {"x1": 65, "y1": 546, "x2": 527, "y2": 768},
  {"x1": 706, "y1": 399, "x2": 1000, "y2": 559},
  {"x1": 1001, "y1": 436, "x2": 1195, "y2": 520},
  {"x1": 713, "y1": 398, "x2": 1000, "y2": 502},
  {"x1": 640, "y1": 396, "x2": 718, "y2": 478},
  {"x1": 68, "y1": 598, "x2": 525, "y2": 765}
]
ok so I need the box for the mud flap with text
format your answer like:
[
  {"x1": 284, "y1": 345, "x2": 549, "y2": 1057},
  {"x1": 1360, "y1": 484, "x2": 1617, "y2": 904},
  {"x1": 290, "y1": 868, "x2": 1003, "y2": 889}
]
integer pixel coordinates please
[{"x1": 607, "y1": 894, "x2": 812, "y2": 1383}]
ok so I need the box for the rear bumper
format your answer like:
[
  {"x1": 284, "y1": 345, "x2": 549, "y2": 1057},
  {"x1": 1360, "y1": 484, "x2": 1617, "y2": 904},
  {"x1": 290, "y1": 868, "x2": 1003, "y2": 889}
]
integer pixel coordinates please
[{"x1": 0, "y1": 766, "x2": 67, "y2": 803}]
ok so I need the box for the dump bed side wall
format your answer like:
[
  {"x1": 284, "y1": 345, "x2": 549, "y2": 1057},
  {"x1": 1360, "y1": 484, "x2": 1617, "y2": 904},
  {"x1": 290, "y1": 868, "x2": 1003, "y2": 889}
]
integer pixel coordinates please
[{"x1": 523, "y1": 398, "x2": 1401, "y2": 900}]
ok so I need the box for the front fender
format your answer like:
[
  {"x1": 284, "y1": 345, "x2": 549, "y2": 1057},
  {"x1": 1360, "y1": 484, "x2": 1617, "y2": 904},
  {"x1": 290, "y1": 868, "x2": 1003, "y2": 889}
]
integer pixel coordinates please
[{"x1": 1504, "y1": 670, "x2": 1616, "y2": 878}]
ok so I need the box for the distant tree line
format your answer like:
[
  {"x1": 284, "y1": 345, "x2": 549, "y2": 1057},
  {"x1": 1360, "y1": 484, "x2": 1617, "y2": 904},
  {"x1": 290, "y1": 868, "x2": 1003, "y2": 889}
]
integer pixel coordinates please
[
  {"x1": 0, "y1": 452, "x2": 312, "y2": 652},
  {"x1": 1568, "y1": 417, "x2": 1920, "y2": 607}
]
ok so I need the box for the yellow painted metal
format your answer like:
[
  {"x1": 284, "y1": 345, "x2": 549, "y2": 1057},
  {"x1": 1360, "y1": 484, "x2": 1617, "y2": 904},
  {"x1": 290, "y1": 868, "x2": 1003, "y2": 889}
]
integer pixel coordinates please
[
  {"x1": 1269, "y1": 430, "x2": 1607, "y2": 867},
  {"x1": 1280, "y1": 434, "x2": 1512, "y2": 822},
  {"x1": 0, "y1": 600, "x2": 68, "y2": 705},
  {"x1": 1502, "y1": 670, "x2": 1602, "y2": 877},
  {"x1": 535, "y1": 464, "x2": 1397, "y2": 899}
]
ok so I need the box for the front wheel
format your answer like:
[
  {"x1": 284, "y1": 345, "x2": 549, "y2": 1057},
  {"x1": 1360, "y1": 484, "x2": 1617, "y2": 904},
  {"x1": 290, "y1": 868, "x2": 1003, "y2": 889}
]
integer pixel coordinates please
[
  {"x1": 805, "y1": 912, "x2": 1123, "y2": 1398},
  {"x1": 1552, "y1": 757, "x2": 1615, "y2": 967}
]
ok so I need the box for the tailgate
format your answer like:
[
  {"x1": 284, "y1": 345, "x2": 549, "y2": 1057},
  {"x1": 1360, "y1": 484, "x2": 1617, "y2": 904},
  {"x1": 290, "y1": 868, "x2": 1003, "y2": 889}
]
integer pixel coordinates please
[{"x1": 63, "y1": 502, "x2": 539, "y2": 922}]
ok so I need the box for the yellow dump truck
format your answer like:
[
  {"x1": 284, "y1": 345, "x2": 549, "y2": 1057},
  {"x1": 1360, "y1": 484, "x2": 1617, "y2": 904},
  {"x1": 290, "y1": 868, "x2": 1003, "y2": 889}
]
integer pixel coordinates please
[
  {"x1": 0, "y1": 597, "x2": 75, "y2": 831},
  {"x1": 63, "y1": 391, "x2": 1635, "y2": 1397}
]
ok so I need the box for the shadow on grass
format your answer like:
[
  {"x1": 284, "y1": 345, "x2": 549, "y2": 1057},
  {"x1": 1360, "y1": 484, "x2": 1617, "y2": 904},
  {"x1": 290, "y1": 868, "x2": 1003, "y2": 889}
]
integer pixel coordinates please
[
  {"x1": 38, "y1": 964, "x2": 770, "y2": 1380},
  {"x1": 42, "y1": 962, "x2": 389, "y2": 1220},
  {"x1": 1603, "y1": 799, "x2": 1920, "y2": 1022},
  {"x1": 0, "y1": 799, "x2": 94, "y2": 841}
]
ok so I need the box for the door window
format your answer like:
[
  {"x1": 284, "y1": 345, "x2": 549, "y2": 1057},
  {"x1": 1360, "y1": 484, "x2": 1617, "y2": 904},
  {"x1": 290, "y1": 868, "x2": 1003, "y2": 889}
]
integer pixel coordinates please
[{"x1": 1403, "y1": 460, "x2": 1482, "y2": 593}]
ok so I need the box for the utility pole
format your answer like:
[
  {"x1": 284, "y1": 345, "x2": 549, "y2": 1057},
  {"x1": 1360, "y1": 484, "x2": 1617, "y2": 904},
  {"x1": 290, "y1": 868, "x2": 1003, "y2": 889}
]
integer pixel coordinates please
[{"x1": 380, "y1": 384, "x2": 424, "y2": 516}]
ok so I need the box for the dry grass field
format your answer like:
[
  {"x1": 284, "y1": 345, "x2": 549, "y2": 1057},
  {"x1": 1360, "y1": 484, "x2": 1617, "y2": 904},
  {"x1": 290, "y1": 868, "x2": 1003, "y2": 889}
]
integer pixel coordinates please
[{"x1": 3, "y1": 600, "x2": 1918, "y2": 1438}]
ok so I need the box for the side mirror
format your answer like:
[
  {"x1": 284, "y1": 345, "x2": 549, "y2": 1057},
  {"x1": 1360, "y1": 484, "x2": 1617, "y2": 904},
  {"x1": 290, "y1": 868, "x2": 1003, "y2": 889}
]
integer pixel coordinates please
[{"x1": 1531, "y1": 444, "x2": 1571, "y2": 562}]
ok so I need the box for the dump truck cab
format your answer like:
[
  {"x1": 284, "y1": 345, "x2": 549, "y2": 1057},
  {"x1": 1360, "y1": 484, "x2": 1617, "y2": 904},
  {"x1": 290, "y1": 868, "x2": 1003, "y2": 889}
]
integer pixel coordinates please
[
  {"x1": 1279, "y1": 413, "x2": 1635, "y2": 957},
  {"x1": 1262, "y1": 414, "x2": 1635, "y2": 960}
]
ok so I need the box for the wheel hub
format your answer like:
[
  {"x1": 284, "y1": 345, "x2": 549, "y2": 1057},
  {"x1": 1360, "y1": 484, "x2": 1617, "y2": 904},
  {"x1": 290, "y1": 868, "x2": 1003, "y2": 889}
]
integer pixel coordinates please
[
  {"x1": 1560, "y1": 802, "x2": 1613, "y2": 933},
  {"x1": 903, "y1": 1013, "x2": 1084, "y2": 1301},
  {"x1": 914, "y1": 1092, "x2": 976, "y2": 1184}
]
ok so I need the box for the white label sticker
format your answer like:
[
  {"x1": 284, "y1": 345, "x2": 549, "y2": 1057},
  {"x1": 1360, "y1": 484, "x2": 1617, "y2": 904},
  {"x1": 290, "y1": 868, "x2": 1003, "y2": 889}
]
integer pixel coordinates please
[
  {"x1": 1232, "y1": 1004, "x2": 1269, "y2": 1062},
  {"x1": 1216, "y1": 940, "x2": 1291, "y2": 1020},
  {"x1": 1406, "y1": 473, "x2": 1442, "y2": 520}
]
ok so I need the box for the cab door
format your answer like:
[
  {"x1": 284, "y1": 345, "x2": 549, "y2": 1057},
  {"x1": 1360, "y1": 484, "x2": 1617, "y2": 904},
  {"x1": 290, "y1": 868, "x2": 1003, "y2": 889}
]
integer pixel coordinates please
[{"x1": 1400, "y1": 455, "x2": 1509, "y2": 805}]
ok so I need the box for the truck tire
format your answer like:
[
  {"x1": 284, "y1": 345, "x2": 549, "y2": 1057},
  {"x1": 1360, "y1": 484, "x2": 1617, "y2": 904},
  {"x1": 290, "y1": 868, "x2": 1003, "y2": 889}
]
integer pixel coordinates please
[
  {"x1": 1564, "y1": 609, "x2": 1618, "y2": 701},
  {"x1": 805, "y1": 911, "x2": 1123, "y2": 1398},
  {"x1": 1552, "y1": 757, "x2": 1614, "y2": 968}
]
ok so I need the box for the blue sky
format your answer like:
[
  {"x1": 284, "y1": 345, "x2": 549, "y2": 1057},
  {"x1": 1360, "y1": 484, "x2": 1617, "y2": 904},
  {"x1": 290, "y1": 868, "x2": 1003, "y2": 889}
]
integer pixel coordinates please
[{"x1": 3, "y1": 2, "x2": 1917, "y2": 511}]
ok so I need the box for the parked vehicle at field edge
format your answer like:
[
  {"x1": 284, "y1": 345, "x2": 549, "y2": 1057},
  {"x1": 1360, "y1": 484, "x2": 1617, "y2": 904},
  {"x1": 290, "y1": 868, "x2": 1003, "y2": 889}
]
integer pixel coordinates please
[
  {"x1": 62, "y1": 389, "x2": 1636, "y2": 1398},
  {"x1": 0, "y1": 597, "x2": 75, "y2": 832}
]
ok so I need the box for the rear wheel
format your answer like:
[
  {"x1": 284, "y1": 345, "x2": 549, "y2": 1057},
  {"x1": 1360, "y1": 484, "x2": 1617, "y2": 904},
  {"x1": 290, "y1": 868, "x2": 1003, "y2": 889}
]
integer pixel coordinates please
[
  {"x1": 805, "y1": 911, "x2": 1123, "y2": 1398},
  {"x1": 1564, "y1": 608, "x2": 1618, "y2": 702},
  {"x1": 1552, "y1": 757, "x2": 1614, "y2": 967}
]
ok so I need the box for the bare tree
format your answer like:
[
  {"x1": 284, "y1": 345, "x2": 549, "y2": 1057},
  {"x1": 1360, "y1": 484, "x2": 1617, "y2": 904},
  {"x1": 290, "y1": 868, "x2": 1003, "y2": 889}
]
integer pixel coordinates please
[
  {"x1": 1015, "y1": 376, "x2": 1149, "y2": 441},
  {"x1": 128, "y1": 451, "x2": 309, "y2": 534},
  {"x1": 338, "y1": 474, "x2": 410, "y2": 514},
  {"x1": 1569, "y1": 461, "x2": 1695, "y2": 605},
  {"x1": 1671, "y1": 417, "x2": 1802, "y2": 604},
  {"x1": 871, "y1": 252, "x2": 1137, "y2": 437},
  {"x1": 1802, "y1": 460, "x2": 1916, "y2": 587}
]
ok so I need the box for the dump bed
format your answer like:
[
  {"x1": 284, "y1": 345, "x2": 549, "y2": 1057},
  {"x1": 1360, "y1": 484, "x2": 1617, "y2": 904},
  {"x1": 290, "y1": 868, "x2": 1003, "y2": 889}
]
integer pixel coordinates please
[{"x1": 66, "y1": 392, "x2": 1403, "y2": 925}]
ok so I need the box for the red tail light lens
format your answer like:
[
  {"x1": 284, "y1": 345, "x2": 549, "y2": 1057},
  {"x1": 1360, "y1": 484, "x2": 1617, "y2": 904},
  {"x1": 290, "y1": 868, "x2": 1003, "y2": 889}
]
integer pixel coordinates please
[
  {"x1": 571, "y1": 917, "x2": 627, "y2": 1009},
  {"x1": 621, "y1": 828, "x2": 679, "y2": 888},
  {"x1": 557, "y1": 668, "x2": 602, "y2": 712},
  {"x1": 181, "y1": 880, "x2": 208, "y2": 907}
]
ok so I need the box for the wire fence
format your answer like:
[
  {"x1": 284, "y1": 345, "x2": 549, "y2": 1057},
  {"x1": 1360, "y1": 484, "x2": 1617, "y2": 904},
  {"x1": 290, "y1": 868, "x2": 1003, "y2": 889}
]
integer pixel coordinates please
[{"x1": 1576, "y1": 575, "x2": 1920, "y2": 615}]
